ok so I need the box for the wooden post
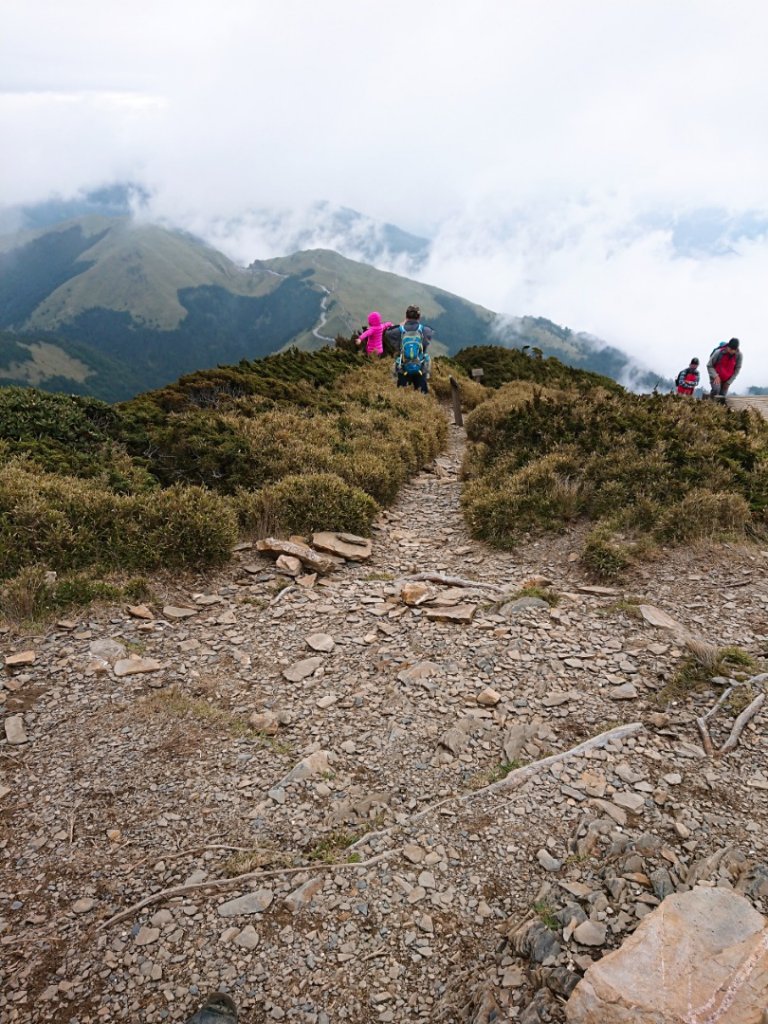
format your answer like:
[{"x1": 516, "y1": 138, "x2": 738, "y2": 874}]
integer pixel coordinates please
[{"x1": 449, "y1": 376, "x2": 463, "y2": 426}]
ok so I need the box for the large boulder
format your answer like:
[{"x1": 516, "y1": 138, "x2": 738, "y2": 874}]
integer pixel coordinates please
[{"x1": 566, "y1": 887, "x2": 768, "y2": 1023}]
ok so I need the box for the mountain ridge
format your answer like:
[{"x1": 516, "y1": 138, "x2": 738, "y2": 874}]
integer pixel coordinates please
[{"x1": 0, "y1": 212, "x2": 669, "y2": 401}]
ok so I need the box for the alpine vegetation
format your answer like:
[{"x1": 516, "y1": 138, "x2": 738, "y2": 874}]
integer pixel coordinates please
[
  {"x1": 460, "y1": 355, "x2": 768, "y2": 578},
  {"x1": 0, "y1": 349, "x2": 447, "y2": 617}
]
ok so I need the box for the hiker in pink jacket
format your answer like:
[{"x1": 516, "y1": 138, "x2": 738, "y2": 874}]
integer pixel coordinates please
[{"x1": 356, "y1": 311, "x2": 393, "y2": 358}]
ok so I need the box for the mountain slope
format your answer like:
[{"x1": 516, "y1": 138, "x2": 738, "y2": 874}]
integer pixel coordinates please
[
  {"x1": 0, "y1": 214, "x2": 667, "y2": 400},
  {"x1": 252, "y1": 248, "x2": 498, "y2": 353},
  {"x1": 0, "y1": 217, "x2": 324, "y2": 398}
]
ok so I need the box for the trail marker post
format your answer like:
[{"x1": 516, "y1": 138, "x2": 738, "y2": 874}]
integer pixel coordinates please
[{"x1": 448, "y1": 376, "x2": 464, "y2": 426}]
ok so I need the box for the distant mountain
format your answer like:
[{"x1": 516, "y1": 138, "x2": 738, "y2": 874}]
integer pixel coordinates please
[
  {"x1": 0, "y1": 213, "x2": 668, "y2": 401},
  {"x1": 204, "y1": 200, "x2": 430, "y2": 270},
  {"x1": 0, "y1": 216, "x2": 323, "y2": 399},
  {"x1": 491, "y1": 316, "x2": 669, "y2": 392},
  {"x1": 0, "y1": 185, "x2": 430, "y2": 273}
]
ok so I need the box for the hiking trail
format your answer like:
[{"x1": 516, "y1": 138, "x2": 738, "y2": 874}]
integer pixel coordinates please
[{"x1": 2, "y1": 421, "x2": 768, "y2": 1023}]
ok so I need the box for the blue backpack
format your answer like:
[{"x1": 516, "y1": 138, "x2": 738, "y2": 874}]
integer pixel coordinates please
[{"x1": 398, "y1": 324, "x2": 425, "y2": 376}]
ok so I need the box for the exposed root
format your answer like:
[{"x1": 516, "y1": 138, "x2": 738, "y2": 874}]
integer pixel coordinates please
[
  {"x1": 696, "y1": 687, "x2": 733, "y2": 757},
  {"x1": 348, "y1": 722, "x2": 643, "y2": 854},
  {"x1": 99, "y1": 724, "x2": 643, "y2": 931},
  {"x1": 695, "y1": 675, "x2": 766, "y2": 757},
  {"x1": 99, "y1": 851, "x2": 395, "y2": 931},
  {"x1": 718, "y1": 693, "x2": 765, "y2": 755},
  {"x1": 397, "y1": 573, "x2": 503, "y2": 592}
]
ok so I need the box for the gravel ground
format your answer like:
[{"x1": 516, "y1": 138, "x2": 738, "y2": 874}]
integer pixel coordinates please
[{"x1": 1, "y1": 422, "x2": 767, "y2": 1023}]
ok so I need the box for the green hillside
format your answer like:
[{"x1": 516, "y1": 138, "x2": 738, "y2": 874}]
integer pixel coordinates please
[
  {"x1": 0, "y1": 215, "x2": 677, "y2": 401},
  {"x1": 253, "y1": 249, "x2": 497, "y2": 353},
  {"x1": 0, "y1": 348, "x2": 453, "y2": 619}
]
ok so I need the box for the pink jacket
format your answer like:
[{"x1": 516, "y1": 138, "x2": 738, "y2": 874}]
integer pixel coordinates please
[{"x1": 357, "y1": 311, "x2": 392, "y2": 354}]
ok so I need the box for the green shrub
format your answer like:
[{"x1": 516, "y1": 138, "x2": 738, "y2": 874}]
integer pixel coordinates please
[
  {"x1": 453, "y1": 345, "x2": 624, "y2": 393},
  {"x1": 655, "y1": 490, "x2": 751, "y2": 543},
  {"x1": 239, "y1": 472, "x2": 379, "y2": 537},
  {"x1": 460, "y1": 373, "x2": 768, "y2": 565},
  {"x1": 0, "y1": 566, "x2": 151, "y2": 622},
  {"x1": 1, "y1": 351, "x2": 448, "y2": 581},
  {"x1": 0, "y1": 463, "x2": 237, "y2": 577},
  {"x1": 581, "y1": 529, "x2": 633, "y2": 580},
  {"x1": 461, "y1": 451, "x2": 588, "y2": 545}
]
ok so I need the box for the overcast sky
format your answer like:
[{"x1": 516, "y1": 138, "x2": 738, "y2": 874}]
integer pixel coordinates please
[{"x1": 2, "y1": 0, "x2": 768, "y2": 386}]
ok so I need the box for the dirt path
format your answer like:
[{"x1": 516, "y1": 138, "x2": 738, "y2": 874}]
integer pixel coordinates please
[
  {"x1": 1, "y1": 423, "x2": 767, "y2": 1023},
  {"x1": 727, "y1": 394, "x2": 768, "y2": 419}
]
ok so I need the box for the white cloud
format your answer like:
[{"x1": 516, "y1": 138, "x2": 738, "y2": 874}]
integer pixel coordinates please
[{"x1": 2, "y1": 0, "x2": 768, "y2": 385}]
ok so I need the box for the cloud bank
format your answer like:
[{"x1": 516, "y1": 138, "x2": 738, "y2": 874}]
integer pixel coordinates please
[{"x1": 3, "y1": 0, "x2": 768, "y2": 386}]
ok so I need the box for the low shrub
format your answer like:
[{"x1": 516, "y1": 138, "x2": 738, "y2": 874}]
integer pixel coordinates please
[
  {"x1": 237, "y1": 472, "x2": 379, "y2": 537},
  {"x1": 461, "y1": 451, "x2": 588, "y2": 545},
  {"x1": 453, "y1": 345, "x2": 624, "y2": 393},
  {"x1": 0, "y1": 463, "x2": 237, "y2": 577},
  {"x1": 654, "y1": 490, "x2": 751, "y2": 543},
  {"x1": 581, "y1": 529, "x2": 633, "y2": 580},
  {"x1": 1, "y1": 350, "x2": 448, "y2": 585},
  {"x1": 460, "y1": 373, "x2": 768, "y2": 566},
  {"x1": 0, "y1": 566, "x2": 151, "y2": 622}
]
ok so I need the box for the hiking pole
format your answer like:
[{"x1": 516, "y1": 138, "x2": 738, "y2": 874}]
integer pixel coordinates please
[{"x1": 449, "y1": 376, "x2": 464, "y2": 426}]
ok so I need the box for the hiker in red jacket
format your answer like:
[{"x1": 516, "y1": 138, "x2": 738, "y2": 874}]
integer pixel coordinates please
[
  {"x1": 675, "y1": 358, "x2": 700, "y2": 396},
  {"x1": 707, "y1": 338, "x2": 742, "y2": 398}
]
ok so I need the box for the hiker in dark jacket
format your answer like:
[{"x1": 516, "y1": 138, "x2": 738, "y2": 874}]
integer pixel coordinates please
[
  {"x1": 385, "y1": 305, "x2": 433, "y2": 394},
  {"x1": 675, "y1": 357, "x2": 700, "y2": 396},
  {"x1": 708, "y1": 338, "x2": 742, "y2": 398}
]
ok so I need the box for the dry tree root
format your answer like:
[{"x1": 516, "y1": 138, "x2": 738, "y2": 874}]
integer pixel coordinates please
[
  {"x1": 719, "y1": 693, "x2": 765, "y2": 755},
  {"x1": 99, "y1": 724, "x2": 642, "y2": 931},
  {"x1": 348, "y1": 722, "x2": 643, "y2": 854},
  {"x1": 696, "y1": 674, "x2": 767, "y2": 757},
  {"x1": 99, "y1": 851, "x2": 395, "y2": 932},
  {"x1": 696, "y1": 687, "x2": 734, "y2": 757},
  {"x1": 397, "y1": 572, "x2": 504, "y2": 592}
]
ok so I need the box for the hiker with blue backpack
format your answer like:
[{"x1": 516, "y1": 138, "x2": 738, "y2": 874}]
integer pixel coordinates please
[
  {"x1": 707, "y1": 338, "x2": 742, "y2": 399},
  {"x1": 386, "y1": 305, "x2": 432, "y2": 393}
]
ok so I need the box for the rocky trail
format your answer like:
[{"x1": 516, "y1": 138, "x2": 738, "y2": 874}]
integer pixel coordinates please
[{"x1": 2, "y1": 422, "x2": 768, "y2": 1023}]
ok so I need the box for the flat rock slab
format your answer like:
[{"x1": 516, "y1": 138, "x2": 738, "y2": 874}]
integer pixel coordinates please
[
  {"x1": 566, "y1": 887, "x2": 768, "y2": 1023},
  {"x1": 399, "y1": 582, "x2": 433, "y2": 606},
  {"x1": 542, "y1": 690, "x2": 580, "y2": 707},
  {"x1": 217, "y1": 888, "x2": 274, "y2": 917},
  {"x1": 89, "y1": 639, "x2": 127, "y2": 665},
  {"x1": 425, "y1": 604, "x2": 476, "y2": 623},
  {"x1": 279, "y1": 749, "x2": 331, "y2": 787},
  {"x1": 639, "y1": 604, "x2": 685, "y2": 631},
  {"x1": 608, "y1": 683, "x2": 638, "y2": 700},
  {"x1": 4, "y1": 651, "x2": 36, "y2": 668},
  {"x1": 612, "y1": 792, "x2": 646, "y2": 813},
  {"x1": 311, "y1": 531, "x2": 372, "y2": 561},
  {"x1": 113, "y1": 657, "x2": 164, "y2": 677},
  {"x1": 306, "y1": 633, "x2": 335, "y2": 653},
  {"x1": 257, "y1": 538, "x2": 339, "y2": 575},
  {"x1": 282, "y1": 656, "x2": 323, "y2": 682},
  {"x1": 163, "y1": 606, "x2": 198, "y2": 619},
  {"x1": 4, "y1": 715, "x2": 28, "y2": 745},
  {"x1": 285, "y1": 877, "x2": 324, "y2": 913},
  {"x1": 276, "y1": 554, "x2": 303, "y2": 576},
  {"x1": 127, "y1": 605, "x2": 153, "y2": 620},
  {"x1": 500, "y1": 597, "x2": 550, "y2": 616},
  {"x1": 398, "y1": 661, "x2": 440, "y2": 684}
]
